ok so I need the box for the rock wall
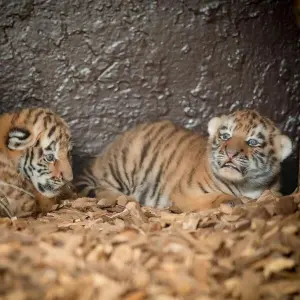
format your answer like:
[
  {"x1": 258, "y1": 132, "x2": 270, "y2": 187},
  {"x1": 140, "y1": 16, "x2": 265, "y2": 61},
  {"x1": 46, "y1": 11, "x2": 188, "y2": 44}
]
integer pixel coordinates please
[{"x1": 0, "y1": 0, "x2": 299, "y2": 192}]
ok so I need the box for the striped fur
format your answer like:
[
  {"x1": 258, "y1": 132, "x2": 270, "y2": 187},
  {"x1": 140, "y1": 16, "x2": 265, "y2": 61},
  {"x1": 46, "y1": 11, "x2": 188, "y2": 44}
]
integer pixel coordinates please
[
  {"x1": 0, "y1": 108, "x2": 74, "y2": 217},
  {"x1": 76, "y1": 110, "x2": 292, "y2": 212}
]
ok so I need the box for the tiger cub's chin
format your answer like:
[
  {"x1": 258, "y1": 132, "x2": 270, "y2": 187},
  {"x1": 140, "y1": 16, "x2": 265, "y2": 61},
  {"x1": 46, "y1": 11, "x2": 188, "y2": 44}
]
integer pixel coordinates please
[
  {"x1": 215, "y1": 166, "x2": 245, "y2": 183},
  {"x1": 76, "y1": 109, "x2": 292, "y2": 212}
]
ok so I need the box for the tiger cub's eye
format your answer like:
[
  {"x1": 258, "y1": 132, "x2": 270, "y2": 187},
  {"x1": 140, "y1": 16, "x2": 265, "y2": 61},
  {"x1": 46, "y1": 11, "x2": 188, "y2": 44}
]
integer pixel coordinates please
[
  {"x1": 247, "y1": 139, "x2": 260, "y2": 147},
  {"x1": 45, "y1": 153, "x2": 56, "y2": 162},
  {"x1": 220, "y1": 133, "x2": 231, "y2": 141}
]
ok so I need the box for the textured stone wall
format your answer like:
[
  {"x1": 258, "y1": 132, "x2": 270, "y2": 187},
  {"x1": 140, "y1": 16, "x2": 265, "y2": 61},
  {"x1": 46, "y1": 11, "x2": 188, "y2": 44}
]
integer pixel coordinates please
[{"x1": 0, "y1": 0, "x2": 299, "y2": 192}]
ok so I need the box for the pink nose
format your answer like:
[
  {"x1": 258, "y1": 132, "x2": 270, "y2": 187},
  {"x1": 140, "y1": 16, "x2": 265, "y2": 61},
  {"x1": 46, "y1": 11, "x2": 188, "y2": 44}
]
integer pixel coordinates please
[{"x1": 225, "y1": 147, "x2": 238, "y2": 159}]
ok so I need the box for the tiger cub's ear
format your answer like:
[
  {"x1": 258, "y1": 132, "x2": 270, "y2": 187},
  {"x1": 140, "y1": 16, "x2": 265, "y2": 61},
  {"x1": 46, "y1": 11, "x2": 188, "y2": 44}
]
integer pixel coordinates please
[
  {"x1": 274, "y1": 134, "x2": 293, "y2": 162},
  {"x1": 7, "y1": 127, "x2": 36, "y2": 150},
  {"x1": 207, "y1": 116, "x2": 222, "y2": 138}
]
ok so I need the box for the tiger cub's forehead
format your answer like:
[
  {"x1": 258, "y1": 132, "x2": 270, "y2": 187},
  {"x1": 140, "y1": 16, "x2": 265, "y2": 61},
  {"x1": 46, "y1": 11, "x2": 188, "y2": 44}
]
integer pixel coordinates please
[
  {"x1": 40, "y1": 124, "x2": 71, "y2": 152},
  {"x1": 221, "y1": 110, "x2": 278, "y2": 136},
  {"x1": 31, "y1": 111, "x2": 72, "y2": 152}
]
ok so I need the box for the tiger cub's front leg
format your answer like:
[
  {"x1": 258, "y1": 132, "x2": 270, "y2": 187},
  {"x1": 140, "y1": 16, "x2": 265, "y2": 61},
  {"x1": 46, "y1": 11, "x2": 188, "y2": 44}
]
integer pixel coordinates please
[{"x1": 171, "y1": 191, "x2": 243, "y2": 213}]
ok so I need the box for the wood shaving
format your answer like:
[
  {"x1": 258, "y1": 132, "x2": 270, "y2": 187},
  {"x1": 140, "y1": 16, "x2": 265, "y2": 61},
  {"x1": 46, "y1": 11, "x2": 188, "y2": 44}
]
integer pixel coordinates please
[{"x1": 0, "y1": 191, "x2": 300, "y2": 299}]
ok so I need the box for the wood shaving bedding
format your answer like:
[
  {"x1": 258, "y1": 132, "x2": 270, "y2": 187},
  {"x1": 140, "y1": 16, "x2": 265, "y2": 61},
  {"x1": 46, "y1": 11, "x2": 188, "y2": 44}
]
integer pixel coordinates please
[{"x1": 0, "y1": 190, "x2": 300, "y2": 300}]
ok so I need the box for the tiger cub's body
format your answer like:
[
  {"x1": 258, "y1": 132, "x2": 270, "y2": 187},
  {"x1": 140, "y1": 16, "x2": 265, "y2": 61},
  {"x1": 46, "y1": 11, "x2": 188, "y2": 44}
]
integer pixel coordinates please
[
  {"x1": 0, "y1": 108, "x2": 74, "y2": 218},
  {"x1": 76, "y1": 110, "x2": 292, "y2": 212},
  {"x1": 0, "y1": 152, "x2": 38, "y2": 217}
]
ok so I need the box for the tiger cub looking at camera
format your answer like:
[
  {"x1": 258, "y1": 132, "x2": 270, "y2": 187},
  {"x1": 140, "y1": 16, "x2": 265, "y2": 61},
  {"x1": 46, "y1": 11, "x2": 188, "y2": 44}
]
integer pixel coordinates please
[
  {"x1": 0, "y1": 108, "x2": 74, "y2": 218},
  {"x1": 76, "y1": 110, "x2": 292, "y2": 212}
]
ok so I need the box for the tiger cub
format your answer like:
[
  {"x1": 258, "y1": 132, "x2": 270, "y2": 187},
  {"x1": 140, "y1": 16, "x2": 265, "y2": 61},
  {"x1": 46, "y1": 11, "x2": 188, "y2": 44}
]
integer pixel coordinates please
[
  {"x1": 76, "y1": 110, "x2": 292, "y2": 212},
  {"x1": 0, "y1": 108, "x2": 74, "y2": 218}
]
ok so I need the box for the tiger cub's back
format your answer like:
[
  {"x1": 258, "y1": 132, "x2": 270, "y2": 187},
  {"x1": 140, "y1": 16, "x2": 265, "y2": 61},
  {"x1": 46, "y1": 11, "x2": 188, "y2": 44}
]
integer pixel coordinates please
[{"x1": 78, "y1": 120, "x2": 207, "y2": 208}]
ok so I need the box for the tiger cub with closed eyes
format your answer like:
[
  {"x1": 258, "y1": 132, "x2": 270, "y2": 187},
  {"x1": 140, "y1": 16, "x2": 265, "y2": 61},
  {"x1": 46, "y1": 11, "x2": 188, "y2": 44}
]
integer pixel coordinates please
[
  {"x1": 0, "y1": 108, "x2": 74, "y2": 218},
  {"x1": 76, "y1": 110, "x2": 292, "y2": 212}
]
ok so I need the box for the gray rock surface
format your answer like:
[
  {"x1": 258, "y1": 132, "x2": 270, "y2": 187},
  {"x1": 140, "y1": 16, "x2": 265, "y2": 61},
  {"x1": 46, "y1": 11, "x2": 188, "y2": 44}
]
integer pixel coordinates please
[{"x1": 0, "y1": 0, "x2": 299, "y2": 192}]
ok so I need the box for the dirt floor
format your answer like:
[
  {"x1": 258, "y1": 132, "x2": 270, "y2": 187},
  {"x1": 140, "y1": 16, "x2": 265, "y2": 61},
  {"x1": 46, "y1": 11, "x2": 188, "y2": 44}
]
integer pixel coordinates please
[{"x1": 1, "y1": 190, "x2": 300, "y2": 300}]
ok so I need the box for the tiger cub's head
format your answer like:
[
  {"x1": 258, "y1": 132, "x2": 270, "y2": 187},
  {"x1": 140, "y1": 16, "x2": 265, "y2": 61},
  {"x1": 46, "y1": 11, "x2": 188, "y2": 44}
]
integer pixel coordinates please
[
  {"x1": 6, "y1": 108, "x2": 73, "y2": 198},
  {"x1": 207, "y1": 110, "x2": 292, "y2": 186}
]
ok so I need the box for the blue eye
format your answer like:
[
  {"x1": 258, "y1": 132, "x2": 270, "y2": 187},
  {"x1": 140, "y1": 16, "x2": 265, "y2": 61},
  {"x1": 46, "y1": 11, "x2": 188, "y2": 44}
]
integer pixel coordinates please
[
  {"x1": 247, "y1": 139, "x2": 260, "y2": 147},
  {"x1": 220, "y1": 133, "x2": 231, "y2": 141},
  {"x1": 45, "y1": 153, "x2": 56, "y2": 162}
]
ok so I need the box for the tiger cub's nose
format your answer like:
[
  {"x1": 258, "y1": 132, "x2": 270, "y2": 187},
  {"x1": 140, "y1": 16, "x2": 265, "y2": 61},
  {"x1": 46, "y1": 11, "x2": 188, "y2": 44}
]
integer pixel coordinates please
[{"x1": 225, "y1": 146, "x2": 240, "y2": 159}]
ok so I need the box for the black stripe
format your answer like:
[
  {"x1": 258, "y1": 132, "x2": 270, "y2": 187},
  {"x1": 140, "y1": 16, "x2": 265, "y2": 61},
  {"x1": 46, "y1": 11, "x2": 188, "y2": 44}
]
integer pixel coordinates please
[
  {"x1": 113, "y1": 157, "x2": 129, "y2": 194},
  {"x1": 38, "y1": 183, "x2": 45, "y2": 193},
  {"x1": 177, "y1": 179, "x2": 185, "y2": 196},
  {"x1": 48, "y1": 125, "x2": 56, "y2": 138},
  {"x1": 206, "y1": 170, "x2": 221, "y2": 193},
  {"x1": 141, "y1": 124, "x2": 156, "y2": 139},
  {"x1": 39, "y1": 171, "x2": 49, "y2": 176},
  {"x1": 253, "y1": 156, "x2": 259, "y2": 168},
  {"x1": 254, "y1": 154, "x2": 264, "y2": 165},
  {"x1": 154, "y1": 189, "x2": 162, "y2": 207},
  {"x1": 151, "y1": 163, "x2": 164, "y2": 199},
  {"x1": 142, "y1": 122, "x2": 169, "y2": 140},
  {"x1": 131, "y1": 162, "x2": 137, "y2": 193},
  {"x1": 23, "y1": 167, "x2": 30, "y2": 179},
  {"x1": 202, "y1": 177, "x2": 213, "y2": 193},
  {"x1": 159, "y1": 134, "x2": 196, "y2": 194},
  {"x1": 100, "y1": 178, "x2": 120, "y2": 191},
  {"x1": 197, "y1": 181, "x2": 208, "y2": 193},
  {"x1": 140, "y1": 141, "x2": 151, "y2": 167},
  {"x1": 187, "y1": 167, "x2": 196, "y2": 185},
  {"x1": 214, "y1": 174, "x2": 236, "y2": 195},
  {"x1": 202, "y1": 164, "x2": 215, "y2": 192},
  {"x1": 138, "y1": 124, "x2": 172, "y2": 169},
  {"x1": 43, "y1": 115, "x2": 52, "y2": 129},
  {"x1": 29, "y1": 148, "x2": 34, "y2": 167},
  {"x1": 164, "y1": 134, "x2": 193, "y2": 171},
  {"x1": 159, "y1": 128, "x2": 179, "y2": 152},
  {"x1": 108, "y1": 162, "x2": 124, "y2": 192},
  {"x1": 121, "y1": 148, "x2": 131, "y2": 189},
  {"x1": 257, "y1": 132, "x2": 265, "y2": 140},
  {"x1": 140, "y1": 151, "x2": 159, "y2": 184},
  {"x1": 33, "y1": 110, "x2": 44, "y2": 125},
  {"x1": 253, "y1": 170, "x2": 271, "y2": 180},
  {"x1": 152, "y1": 127, "x2": 175, "y2": 153},
  {"x1": 23, "y1": 153, "x2": 31, "y2": 179},
  {"x1": 23, "y1": 151, "x2": 29, "y2": 167},
  {"x1": 139, "y1": 186, "x2": 150, "y2": 205},
  {"x1": 45, "y1": 141, "x2": 56, "y2": 151},
  {"x1": 86, "y1": 174, "x2": 97, "y2": 186},
  {"x1": 27, "y1": 108, "x2": 34, "y2": 119},
  {"x1": 35, "y1": 139, "x2": 40, "y2": 147}
]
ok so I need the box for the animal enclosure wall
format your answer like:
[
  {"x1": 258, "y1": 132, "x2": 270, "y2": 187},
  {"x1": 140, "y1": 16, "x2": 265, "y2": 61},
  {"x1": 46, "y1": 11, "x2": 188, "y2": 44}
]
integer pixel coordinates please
[{"x1": 0, "y1": 0, "x2": 299, "y2": 191}]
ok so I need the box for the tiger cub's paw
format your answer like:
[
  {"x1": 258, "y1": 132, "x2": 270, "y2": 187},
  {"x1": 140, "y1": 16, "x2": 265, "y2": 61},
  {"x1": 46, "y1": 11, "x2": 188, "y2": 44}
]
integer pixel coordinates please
[
  {"x1": 95, "y1": 190, "x2": 136, "y2": 208},
  {"x1": 212, "y1": 194, "x2": 243, "y2": 209}
]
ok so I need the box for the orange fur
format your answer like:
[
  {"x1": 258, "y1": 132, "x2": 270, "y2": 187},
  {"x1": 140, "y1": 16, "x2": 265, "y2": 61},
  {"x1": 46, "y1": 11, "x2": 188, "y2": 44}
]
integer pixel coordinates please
[
  {"x1": 76, "y1": 110, "x2": 292, "y2": 212},
  {"x1": 0, "y1": 108, "x2": 75, "y2": 218}
]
